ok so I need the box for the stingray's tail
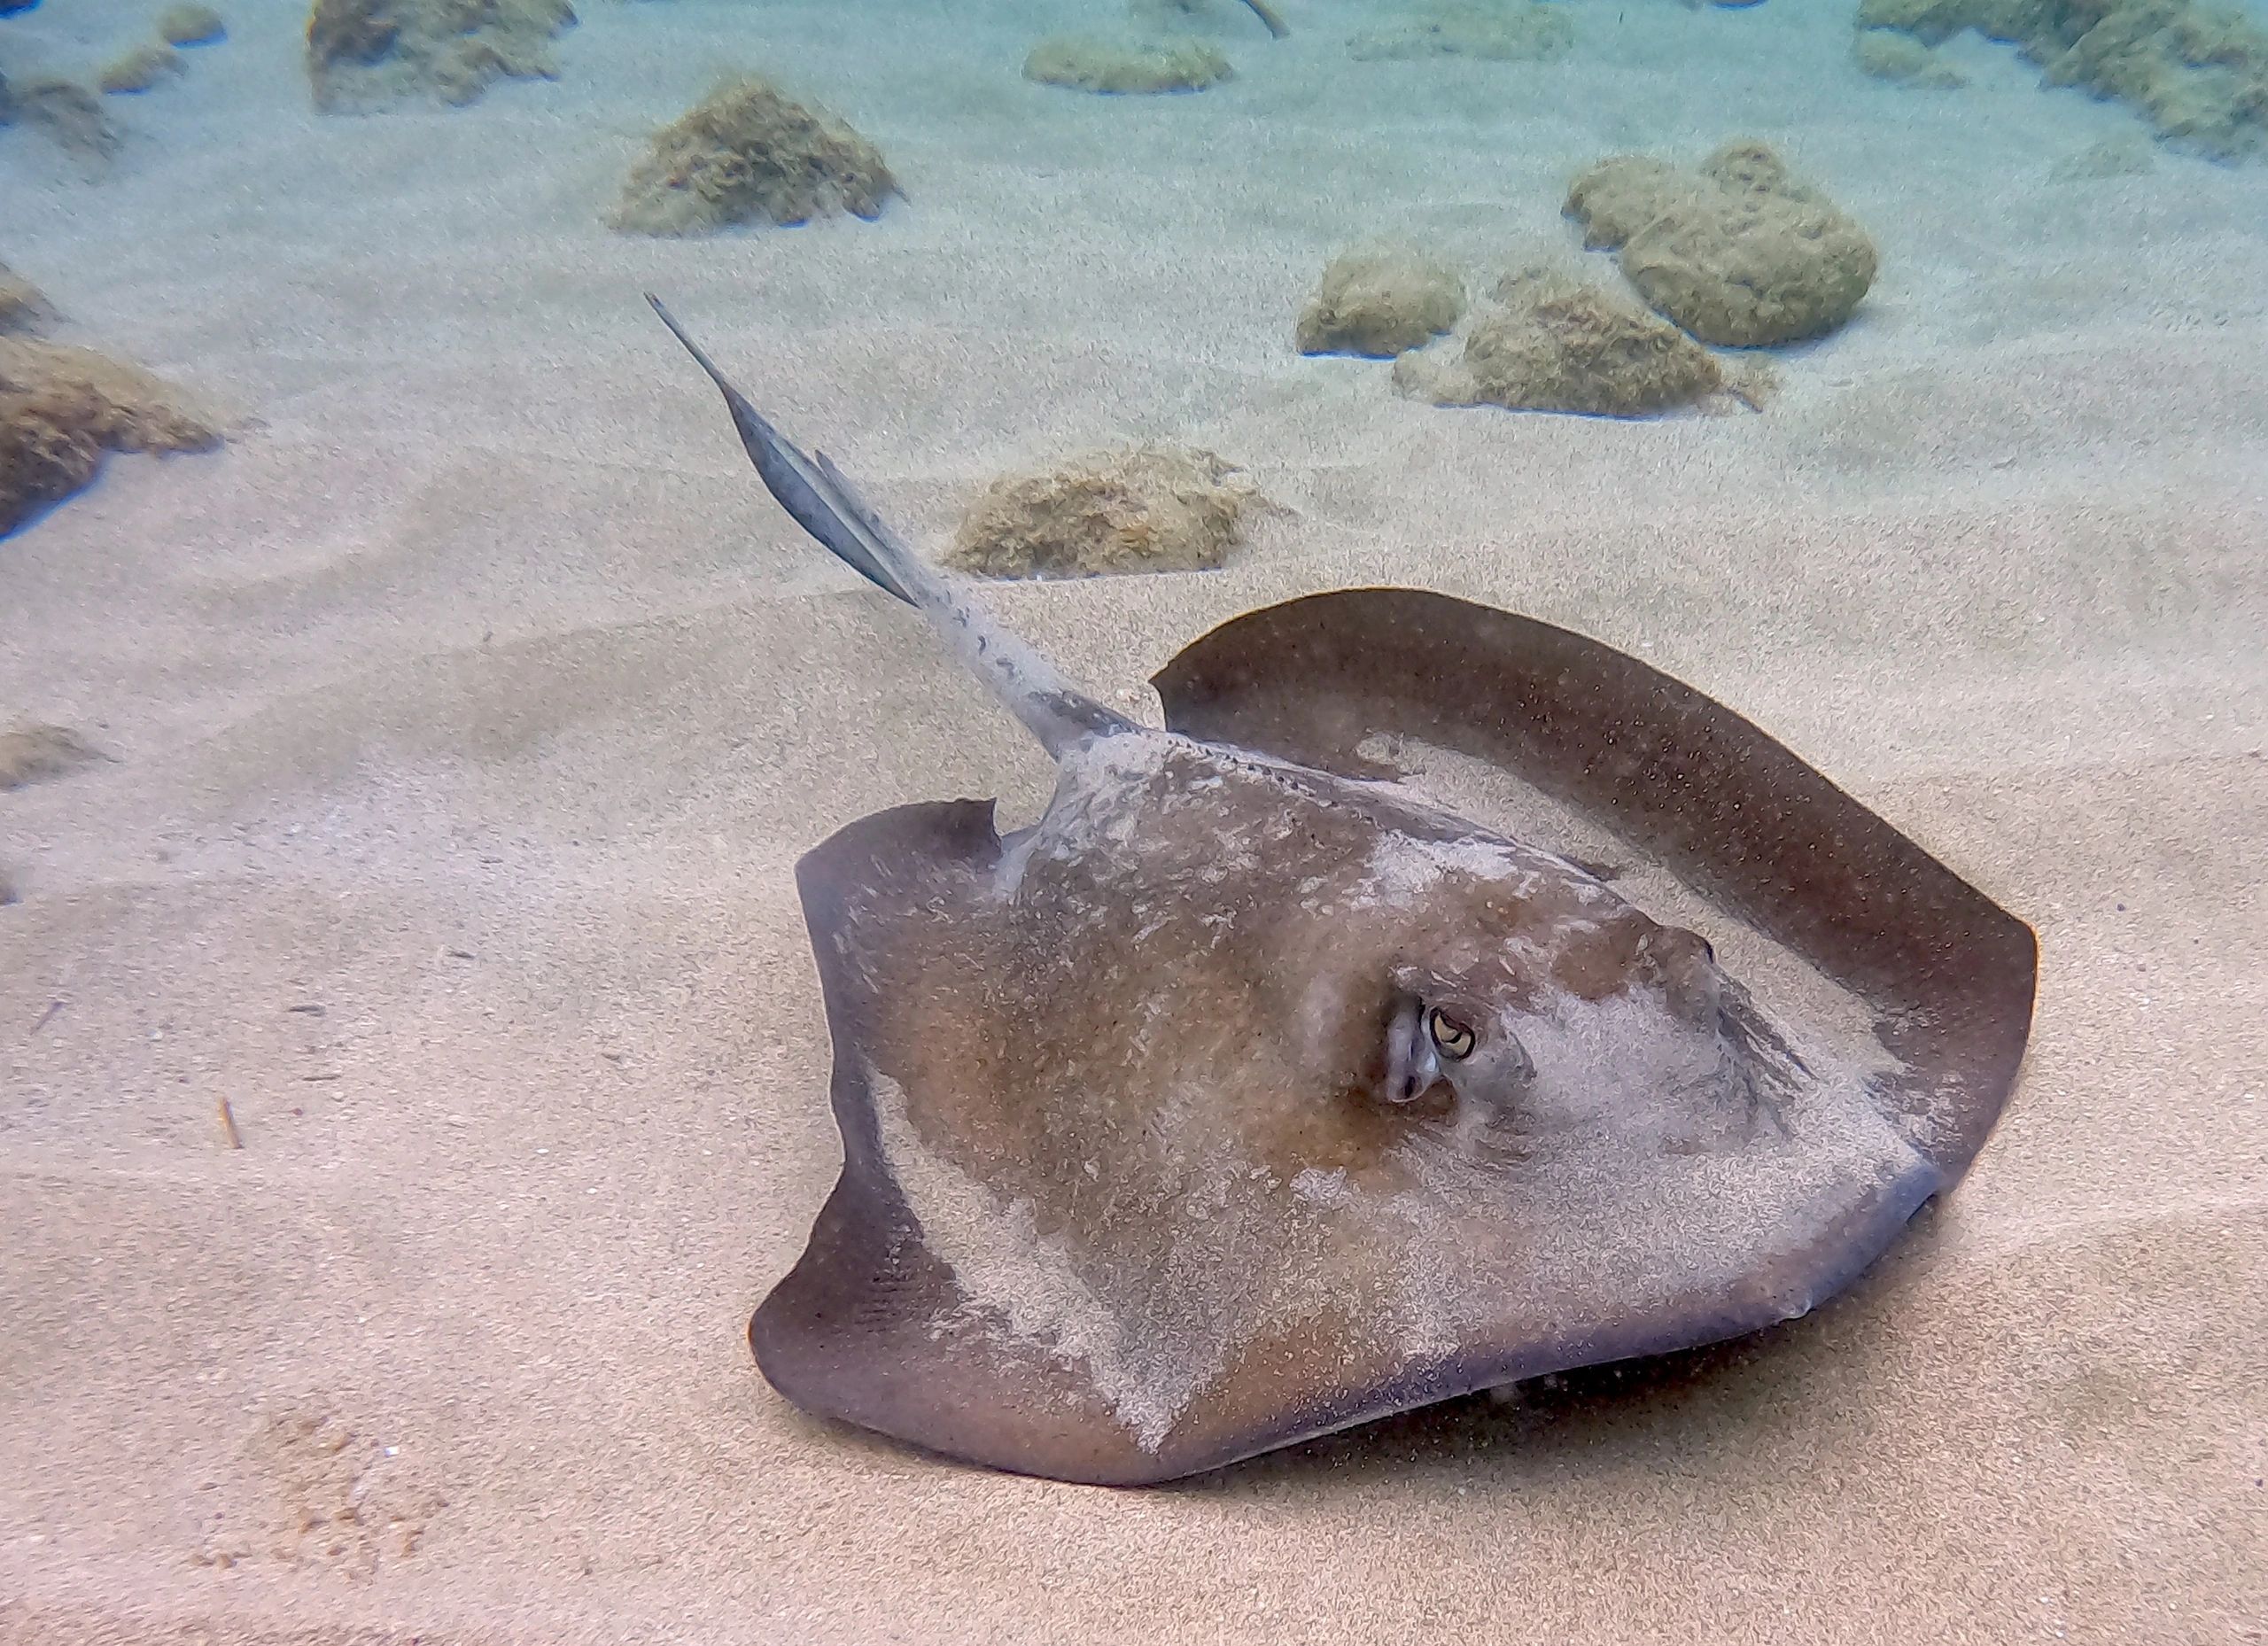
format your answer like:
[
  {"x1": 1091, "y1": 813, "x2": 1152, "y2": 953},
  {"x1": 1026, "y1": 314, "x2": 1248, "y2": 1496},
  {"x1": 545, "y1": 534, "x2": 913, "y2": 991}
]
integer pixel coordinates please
[
  {"x1": 645, "y1": 295, "x2": 917, "y2": 606},
  {"x1": 646, "y1": 295, "x2": 1137, "y2": 757}
]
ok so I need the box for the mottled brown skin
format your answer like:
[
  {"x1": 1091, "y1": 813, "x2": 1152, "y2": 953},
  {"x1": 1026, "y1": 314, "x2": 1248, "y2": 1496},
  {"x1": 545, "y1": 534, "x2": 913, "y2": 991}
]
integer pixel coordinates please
[
  {"x1": 858, "y1": 735, "x2": 1754, "y2": 1206},
  {"x1": 765, "y1": 732, "x2": 1913, "y2": 1483}
]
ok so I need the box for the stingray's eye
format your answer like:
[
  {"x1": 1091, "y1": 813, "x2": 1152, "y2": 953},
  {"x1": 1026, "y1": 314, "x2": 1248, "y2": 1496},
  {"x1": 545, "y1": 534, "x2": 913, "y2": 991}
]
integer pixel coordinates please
[{"x1": 1427, "y1": 1008, "x2": 1476, "y2": 1060}]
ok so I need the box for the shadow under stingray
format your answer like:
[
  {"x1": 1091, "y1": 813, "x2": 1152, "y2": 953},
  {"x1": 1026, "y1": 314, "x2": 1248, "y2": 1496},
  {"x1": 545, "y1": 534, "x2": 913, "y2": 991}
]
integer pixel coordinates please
[{"x1": 1170, "y1": 1198, "x2": 1959, "y2": 1497}]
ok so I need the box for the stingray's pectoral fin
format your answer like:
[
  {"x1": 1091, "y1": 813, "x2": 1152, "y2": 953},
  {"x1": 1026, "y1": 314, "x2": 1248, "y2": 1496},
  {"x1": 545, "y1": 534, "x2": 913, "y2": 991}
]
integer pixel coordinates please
[
  {"x1": 751, "y1": 1085, "x2": 1179, "y2": 1487},
  {"x1": 760, "y1": 797, "x2": 1179, "y2": 1484}
]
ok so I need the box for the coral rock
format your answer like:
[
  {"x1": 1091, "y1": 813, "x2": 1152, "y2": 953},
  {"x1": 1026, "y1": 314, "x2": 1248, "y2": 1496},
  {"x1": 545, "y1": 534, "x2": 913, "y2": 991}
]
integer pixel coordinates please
[
  {"x1": 1566, "y1": 139, "x2": 1877, "y2": 346},
  {"x1": 305, "y1": 0, "x2": 576, "y2": 113},
  {"x1": 1854, "y1": 28, "x2": 1969, "y2": 86},
  {"x1": 947, "y1": 445, "x2": 1262, "y2": 580},
  {"x1": 1348, "y1": 1, "x2": 1573, "y2": 62},
  {"x1": 1, "y1": 338, "x2": 221, "y2": 536},
  {"x1": 10, "y1": 77, "x2": 120, "y2": 164},
  {"x1": 0, "y1": 263, "x2": 47, "y2": 332},
  {"x1": 0, "y1": 724, "x2": 110, "y2": 790},
  {"x1": 1859, "y1": 0, "x2": 2268, "y2": 159},
  {"x1": 609, "y1": 75, "x2": 894, "y2": 237},
  {"x1": 100, "y1": 44, "x2": 186, "y2": 95},
  {"x1": 1023, "y1": 35, "x2": 1233, "y2": 93},
  {"x1": 1394, "y1": 265, "x2": 1728, "y2": 418},
  {"x1": 2050, "y1": 133, "x2": 2155, "y2": 178},
  {"x1": 1295, "y1": 247, "x2": 1465, "y2": 358},
  {"x1": 159, "y1": 3, "x2": 229, "y2": 45}
]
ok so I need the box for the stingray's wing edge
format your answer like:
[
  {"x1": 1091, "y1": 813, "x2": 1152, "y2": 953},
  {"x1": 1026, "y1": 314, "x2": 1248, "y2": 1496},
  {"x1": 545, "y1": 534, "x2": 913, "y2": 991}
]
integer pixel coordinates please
[
  {"x1": 751, "y1": 798, "x2": 1166, "y2": 1485},
  {"x1": 1182, "y1": 1142, "x2": 1946, "y2": 1482}
]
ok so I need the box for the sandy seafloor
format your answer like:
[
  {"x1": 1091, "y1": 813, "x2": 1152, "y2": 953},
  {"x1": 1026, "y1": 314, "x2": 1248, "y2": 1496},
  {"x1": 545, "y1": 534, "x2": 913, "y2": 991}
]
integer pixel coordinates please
[{"x1": 3, "y1": 0, "x2": 2265, "y2": 1641}]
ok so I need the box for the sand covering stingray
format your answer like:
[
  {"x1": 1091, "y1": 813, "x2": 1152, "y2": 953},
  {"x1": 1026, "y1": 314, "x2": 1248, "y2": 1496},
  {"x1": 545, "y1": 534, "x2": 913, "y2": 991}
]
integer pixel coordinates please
[{"x1": 647, "y1": 299, "x2": 2037, "y2": 1486}]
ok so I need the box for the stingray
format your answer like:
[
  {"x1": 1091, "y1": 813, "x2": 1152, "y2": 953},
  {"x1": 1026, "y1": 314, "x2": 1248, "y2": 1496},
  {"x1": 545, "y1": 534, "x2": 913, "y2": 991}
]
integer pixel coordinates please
[{"x1": 647, "y1": 297, "x2": 2037, "y2": 1487}]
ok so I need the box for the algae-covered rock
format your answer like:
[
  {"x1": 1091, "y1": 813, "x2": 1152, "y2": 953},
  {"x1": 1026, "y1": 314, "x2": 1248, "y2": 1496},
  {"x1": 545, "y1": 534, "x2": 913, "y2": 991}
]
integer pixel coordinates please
[
  {"x1": 159, "y1": 3, "x2": 228, "y2": 45},
  {"x1": 1295, "y1": 247, "x2": 1465, "y2": 358},
  {"x1": 946, "y1": 445, "x2": 1262, "y2": 580},
  {"x1": 2032, "y1": 0, "x2": 2268, "y2": 159},
  {"x1": 1564, "y1": 155, "x2": 1687, "y2": 250},
  {"x1": 100, "y1": 43, "x2": 185, "y2": 94},
  {"x1": 1859, "y1": 0, "x2": 2268, "y2": 159},
  {"x1": 2050, "y1": 131, "x2": 2155, "y2": 177},
  {"x1": 305, "y1": 0, "x2": 575, "y2": 112},
  {"x1": 1854, "y1": 27, "x2": 1969, "y2": 84},
  {"x1": 0, "y1": 724, "x2": 110, "y2": 790},
  {"x1": 1024, "y1": 35, "x2": 1233, "y2": 93},
  {"x1": 1565, "y1": 139, "x2": 1877, "y2": 346},
  {"x1": 1, "y1": 337, "x2": 221, "y2": 536},
  {"x1": 0, "y1": 264, "x2": 46, "y2": 332},
  {"x1": 1394, "y1": 266, "x2": 1729, "y2": 418},
  {"x1": 1348, "y1": 0, "x2": 1573, "y2": 61},
  {"x1": 1854, "y1": 0, "x2": 1975, "y2": 39},
  {"x1": 1692, "y1": 137, "x2": 1834, "y2": 205},
  {"x1": 11, "y1": 77, "x2": 120, "y2": 164},
  {"x1": 609, "y1": 75, "x2": 894, "y2": 237}
]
